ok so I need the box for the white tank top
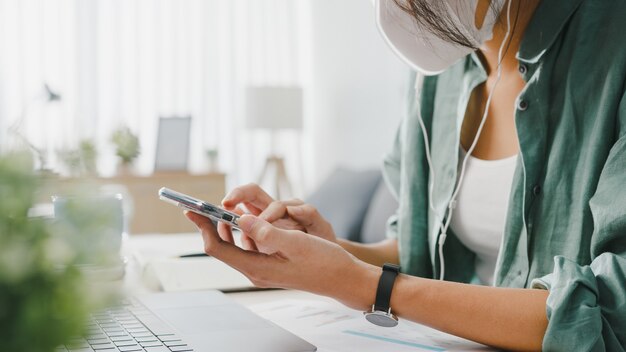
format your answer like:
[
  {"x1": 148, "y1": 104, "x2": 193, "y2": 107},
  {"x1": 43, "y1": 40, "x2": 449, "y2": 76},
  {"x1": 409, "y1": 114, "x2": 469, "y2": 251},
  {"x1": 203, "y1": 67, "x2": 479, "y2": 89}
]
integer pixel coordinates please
[{"x1": 449, "y1": 148, "x2": 518, "y2": 286}]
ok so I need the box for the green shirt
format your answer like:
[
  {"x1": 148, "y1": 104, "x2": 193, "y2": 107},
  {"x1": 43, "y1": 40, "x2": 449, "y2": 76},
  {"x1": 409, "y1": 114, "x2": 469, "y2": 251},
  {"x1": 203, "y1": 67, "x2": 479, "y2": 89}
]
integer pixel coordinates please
[{"x1": 382, "y1": 0, "x2": 626, "y2": 350}]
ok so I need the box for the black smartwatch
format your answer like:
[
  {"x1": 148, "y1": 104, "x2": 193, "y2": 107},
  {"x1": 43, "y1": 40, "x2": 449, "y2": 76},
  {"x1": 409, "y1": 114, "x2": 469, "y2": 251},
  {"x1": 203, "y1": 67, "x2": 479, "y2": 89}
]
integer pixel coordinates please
[{"x1": 363, "y1": 263, "x2": 400, "y2": 327}]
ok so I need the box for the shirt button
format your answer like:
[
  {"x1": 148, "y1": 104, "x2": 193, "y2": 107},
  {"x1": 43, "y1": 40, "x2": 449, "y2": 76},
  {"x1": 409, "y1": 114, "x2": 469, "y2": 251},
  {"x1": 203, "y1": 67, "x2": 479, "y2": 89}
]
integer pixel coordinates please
[
  {"x1": 518, "y1": 99, "x2": 529, "y2": 111},
  {"x1": 532, "y1": 185, "x2": 542, "y2": 196},
  {"x1": 518, "y1": 63, "x2": 528, "y2": 74}
]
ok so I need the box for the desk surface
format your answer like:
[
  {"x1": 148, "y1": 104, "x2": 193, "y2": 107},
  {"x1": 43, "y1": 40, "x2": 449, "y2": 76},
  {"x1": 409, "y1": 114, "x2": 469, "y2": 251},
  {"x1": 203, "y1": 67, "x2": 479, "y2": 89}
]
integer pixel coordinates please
[{"x1": 124, "y1": 233, "x2": 494, "y2": 352}]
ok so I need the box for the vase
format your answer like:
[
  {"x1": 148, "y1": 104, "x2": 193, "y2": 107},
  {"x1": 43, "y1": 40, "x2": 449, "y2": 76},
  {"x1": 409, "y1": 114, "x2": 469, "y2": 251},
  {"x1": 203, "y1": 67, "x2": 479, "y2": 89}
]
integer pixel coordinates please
[{"x1": 116, "y1": 161, "x2": 133, "y2": 176}]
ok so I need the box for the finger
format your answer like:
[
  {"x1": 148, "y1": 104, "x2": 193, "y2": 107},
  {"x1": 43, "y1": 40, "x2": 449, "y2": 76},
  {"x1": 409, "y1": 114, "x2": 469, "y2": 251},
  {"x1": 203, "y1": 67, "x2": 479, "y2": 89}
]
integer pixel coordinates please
[
  {"x1": 225, "y1": 206, "x2": 246, "y2": 216},
  {"x1": 286, "y1": 204, "x2": 333, "y2": 234},
  {"x1": 185, "y1": 211, "x2": 267, "y2": 273},
  {"x1": 243, "y1": 202, "x2": 263, "y2": 216},
  {"x1": 217, "y1": 221, "x2": 234, "y2": 244},
  {"x1": 273, "y1": 218, "x2": 306, "y2": 231},
  {"x1": 223, "y1": 205, "x2": 248, "y2": 217},
  {"x1": 238, "y1": 214, "x2": 292, "y2": 252},
  {"x1": 224, "y1": 201, "x2": 262, "y2": 216},
  {"x1": 240, "y1": 232, "x2": 258, "y2": 251},
  {"x1": 259, "y1": 199, "x2": 305, "y2": 223},
  {"x1": 259, "y1": 201, "x2": 287, "y2": 222},
  {"x1": 222, "y1": 183, "x2": 274, "y2": 210}
]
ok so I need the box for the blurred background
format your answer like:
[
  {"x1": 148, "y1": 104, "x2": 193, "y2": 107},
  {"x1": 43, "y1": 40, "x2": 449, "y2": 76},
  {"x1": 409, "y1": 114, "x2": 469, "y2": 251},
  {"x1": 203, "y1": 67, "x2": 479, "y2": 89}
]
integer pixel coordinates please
[
  {"x1": 0, "y1": 0, "x2": 408, "y2": 235},
  {"x1": 0, "y1": 3, "x2": 412, "y2": 348}
]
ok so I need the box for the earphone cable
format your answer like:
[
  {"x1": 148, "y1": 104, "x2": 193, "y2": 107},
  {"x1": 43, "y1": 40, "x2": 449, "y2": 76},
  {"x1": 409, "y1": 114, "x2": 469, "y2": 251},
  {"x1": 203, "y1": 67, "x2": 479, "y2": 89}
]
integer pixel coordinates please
[{"x1": 413, "y1": 0, "x2": 514, "y2": 281}]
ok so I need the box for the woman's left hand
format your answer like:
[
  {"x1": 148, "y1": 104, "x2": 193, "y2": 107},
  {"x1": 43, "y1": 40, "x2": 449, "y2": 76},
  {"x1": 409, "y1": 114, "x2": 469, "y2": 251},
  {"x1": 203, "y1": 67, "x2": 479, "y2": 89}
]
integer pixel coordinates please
[{"x1": 185, "y1": 211, "x2": 378, "y2": 310}]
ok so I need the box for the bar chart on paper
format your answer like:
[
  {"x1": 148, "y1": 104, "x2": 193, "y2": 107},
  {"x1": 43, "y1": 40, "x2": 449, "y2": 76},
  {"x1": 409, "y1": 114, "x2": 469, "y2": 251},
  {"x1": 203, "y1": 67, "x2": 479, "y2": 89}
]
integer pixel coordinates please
[{"x1": 250, "y1": 299, "x2": 494, "y2": 352}]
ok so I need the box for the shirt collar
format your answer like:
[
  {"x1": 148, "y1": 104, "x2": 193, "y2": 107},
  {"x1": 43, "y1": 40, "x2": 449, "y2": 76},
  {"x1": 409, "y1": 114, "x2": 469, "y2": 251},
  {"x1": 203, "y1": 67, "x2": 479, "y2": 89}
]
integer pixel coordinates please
[{"x1": 516, "y1": 0, "x2": 585, "y2": 64}]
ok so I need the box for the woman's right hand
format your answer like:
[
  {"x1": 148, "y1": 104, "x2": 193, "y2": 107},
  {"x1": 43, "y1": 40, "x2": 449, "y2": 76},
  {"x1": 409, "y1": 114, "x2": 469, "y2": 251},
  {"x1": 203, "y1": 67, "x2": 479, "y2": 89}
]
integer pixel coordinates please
[{"x1": 221, "y1": 183, "x2": 338, "y2": 245}]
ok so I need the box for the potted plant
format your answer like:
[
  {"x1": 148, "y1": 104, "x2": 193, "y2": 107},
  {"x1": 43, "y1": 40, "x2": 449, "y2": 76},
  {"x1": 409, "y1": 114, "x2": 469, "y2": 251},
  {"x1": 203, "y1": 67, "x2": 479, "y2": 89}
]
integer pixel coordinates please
[
  {"x1": 56, "y1": 147, "x2": 82, "y2": 176},
  {"x1": 79, "y1": 140, "x2": 98, "y2": 176},
  {"x1": 0, "y1": 152, "x2": 117, "y2": 351},
  {"x1": 205, "y1": 148, "x2": 219, "y2": 172},
  {"x1": 110, "y1": 127, "x2": 140, "y2": 175},
  {"x1": 57, "y1": 139, "x2": 98, "y2": 177}
]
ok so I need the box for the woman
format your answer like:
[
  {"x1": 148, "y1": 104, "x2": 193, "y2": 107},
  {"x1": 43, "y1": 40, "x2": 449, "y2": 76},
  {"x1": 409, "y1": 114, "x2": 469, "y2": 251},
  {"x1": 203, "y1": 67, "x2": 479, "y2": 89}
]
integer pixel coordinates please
[{"x1": 186, "y1": 0, "x2": 626, "y2": 350}]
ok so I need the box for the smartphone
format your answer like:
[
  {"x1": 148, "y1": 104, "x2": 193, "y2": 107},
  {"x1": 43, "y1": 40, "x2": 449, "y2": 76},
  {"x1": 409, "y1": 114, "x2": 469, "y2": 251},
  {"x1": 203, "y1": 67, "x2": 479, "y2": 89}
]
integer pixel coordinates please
[{"x1": 158, "y1": 187, "x2": 240, "y2": 229}]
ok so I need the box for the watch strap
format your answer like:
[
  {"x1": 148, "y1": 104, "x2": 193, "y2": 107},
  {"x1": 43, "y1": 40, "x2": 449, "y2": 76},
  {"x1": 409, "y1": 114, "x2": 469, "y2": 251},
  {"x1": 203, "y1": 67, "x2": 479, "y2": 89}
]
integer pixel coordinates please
[{"x1": 374, "y1": 263, "x2": 400, "y2": 312}]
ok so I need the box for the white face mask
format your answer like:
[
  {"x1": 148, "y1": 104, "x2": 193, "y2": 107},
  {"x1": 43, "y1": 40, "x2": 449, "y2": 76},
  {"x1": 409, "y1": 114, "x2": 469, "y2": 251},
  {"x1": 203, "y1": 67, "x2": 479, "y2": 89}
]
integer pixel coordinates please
[{"x1": 375, "y1": 0, "x2": 505, "y2": 75}]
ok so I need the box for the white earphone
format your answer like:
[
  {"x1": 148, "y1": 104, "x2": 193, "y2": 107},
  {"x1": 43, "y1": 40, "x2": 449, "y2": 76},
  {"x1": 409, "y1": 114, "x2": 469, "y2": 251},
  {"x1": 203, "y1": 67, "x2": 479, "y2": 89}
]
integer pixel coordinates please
[{"x1": 412, "y1": 0, "x2": 514, "y2": 281}]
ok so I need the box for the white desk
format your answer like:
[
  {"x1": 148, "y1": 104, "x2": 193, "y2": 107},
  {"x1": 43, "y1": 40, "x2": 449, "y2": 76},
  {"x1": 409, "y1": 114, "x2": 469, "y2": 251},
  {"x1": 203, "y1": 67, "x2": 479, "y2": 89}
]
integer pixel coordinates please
[{"x1": 124, "y1": 233, "x2": 494, "y2": 352}]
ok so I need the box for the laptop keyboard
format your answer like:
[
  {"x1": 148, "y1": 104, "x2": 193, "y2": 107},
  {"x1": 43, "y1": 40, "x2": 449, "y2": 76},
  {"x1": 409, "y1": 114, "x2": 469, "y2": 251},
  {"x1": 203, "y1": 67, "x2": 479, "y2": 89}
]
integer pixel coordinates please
[{"x1": 56, "y1": 299, "x2": 193, "y2": 352}]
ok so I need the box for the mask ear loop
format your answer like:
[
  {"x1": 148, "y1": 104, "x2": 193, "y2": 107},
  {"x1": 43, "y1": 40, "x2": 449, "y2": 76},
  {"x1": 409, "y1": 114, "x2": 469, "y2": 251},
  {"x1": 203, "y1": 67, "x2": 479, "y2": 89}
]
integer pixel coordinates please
[{"x1": 413, "y1": 0, "x2": 514, "y2": 281}]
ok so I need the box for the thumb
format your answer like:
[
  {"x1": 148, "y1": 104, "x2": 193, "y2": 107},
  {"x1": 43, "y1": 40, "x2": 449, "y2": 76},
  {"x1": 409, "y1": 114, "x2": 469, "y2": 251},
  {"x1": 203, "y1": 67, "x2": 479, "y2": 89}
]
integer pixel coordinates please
[
  {"x1": 286, "y1": 204, "x2": 333, "y2": 234},
  {"x1": 238, "y1": 214, "x2": 287, "y2": 249}
]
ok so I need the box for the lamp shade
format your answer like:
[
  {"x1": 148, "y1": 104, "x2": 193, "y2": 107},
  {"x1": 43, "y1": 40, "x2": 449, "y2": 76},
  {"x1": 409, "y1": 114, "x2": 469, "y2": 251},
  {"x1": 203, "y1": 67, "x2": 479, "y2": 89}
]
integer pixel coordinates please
[{"x1": 245, "y1": 86, "x2": 303, "y2": 130}]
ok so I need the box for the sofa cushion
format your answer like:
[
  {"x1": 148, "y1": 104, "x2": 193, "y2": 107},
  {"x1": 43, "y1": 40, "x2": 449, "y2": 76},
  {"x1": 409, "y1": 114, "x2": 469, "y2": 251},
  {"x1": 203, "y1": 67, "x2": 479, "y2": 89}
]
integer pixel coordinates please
[
  {"x1": 360, "y1": 180, "x2": 399, "y2": 243},
  {"x1": 306, "y1": 168, "x2": 381, "y2": 242}
]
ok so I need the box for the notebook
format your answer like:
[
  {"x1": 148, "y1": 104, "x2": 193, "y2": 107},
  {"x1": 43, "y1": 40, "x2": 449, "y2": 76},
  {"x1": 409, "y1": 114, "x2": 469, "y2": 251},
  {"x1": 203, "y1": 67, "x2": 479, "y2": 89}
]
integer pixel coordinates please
[{"x1": 129, "y1": 233, "x2": 253, "y2": 292}]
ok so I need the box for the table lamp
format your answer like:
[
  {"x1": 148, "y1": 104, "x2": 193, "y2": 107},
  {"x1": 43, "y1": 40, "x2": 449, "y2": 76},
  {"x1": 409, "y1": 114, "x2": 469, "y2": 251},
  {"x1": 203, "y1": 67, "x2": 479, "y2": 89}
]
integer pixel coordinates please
[{"x1": 245, "y1": 86, "x2": 303, "y2": 199}]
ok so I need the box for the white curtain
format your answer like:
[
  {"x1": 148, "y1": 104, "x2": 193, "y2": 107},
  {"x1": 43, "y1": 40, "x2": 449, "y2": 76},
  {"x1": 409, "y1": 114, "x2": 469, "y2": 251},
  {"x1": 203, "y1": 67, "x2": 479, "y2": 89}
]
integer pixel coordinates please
[{"x1": 0, "y1": 0, "x2": 307, "y2": 192}]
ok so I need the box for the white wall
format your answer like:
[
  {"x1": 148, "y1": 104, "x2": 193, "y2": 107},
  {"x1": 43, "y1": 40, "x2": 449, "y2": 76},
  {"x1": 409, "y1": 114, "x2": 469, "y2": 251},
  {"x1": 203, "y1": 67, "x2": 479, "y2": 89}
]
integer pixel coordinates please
[{"x1": 302, "y1": 0, "x2": 409, "y2": 194}]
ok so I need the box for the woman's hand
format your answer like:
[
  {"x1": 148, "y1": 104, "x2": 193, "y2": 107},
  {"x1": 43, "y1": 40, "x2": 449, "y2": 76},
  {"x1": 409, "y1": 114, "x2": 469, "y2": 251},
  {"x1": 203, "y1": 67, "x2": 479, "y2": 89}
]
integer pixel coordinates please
[
  {"x1": 185, "y1": 211, "x2": 378, "y2": 310},
  {"x1": 221, "y1": 183, "x2": 338, "y2": 243}
]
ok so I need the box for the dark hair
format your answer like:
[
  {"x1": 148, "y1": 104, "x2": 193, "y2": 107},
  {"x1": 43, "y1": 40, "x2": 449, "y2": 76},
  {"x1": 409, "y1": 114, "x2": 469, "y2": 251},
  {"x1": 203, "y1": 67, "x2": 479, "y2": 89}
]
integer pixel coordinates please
[{"x1": 391, "y1": 0, "x2": 505, "y2": 49}]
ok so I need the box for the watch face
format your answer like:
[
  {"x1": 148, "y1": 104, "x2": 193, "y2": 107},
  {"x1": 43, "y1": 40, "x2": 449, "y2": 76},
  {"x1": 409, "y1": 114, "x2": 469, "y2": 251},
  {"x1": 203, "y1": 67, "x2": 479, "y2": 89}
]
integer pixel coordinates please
[{"x1": 364, "y1": 311, "x2": 398, "y2": 327}]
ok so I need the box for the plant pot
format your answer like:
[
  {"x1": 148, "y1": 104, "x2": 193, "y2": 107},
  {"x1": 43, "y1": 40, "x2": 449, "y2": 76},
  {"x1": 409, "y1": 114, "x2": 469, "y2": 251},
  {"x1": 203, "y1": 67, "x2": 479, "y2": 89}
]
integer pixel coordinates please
[{"x1": 116, "y1": 161, "x2": 134, "y2": 176}]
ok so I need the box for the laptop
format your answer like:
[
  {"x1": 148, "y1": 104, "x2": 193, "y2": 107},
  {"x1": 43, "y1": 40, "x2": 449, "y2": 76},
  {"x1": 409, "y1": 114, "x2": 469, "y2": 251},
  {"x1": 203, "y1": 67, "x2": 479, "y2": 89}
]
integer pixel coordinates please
[{"x1": 58, "y1": 290, "x2": 316, "y2": 352}]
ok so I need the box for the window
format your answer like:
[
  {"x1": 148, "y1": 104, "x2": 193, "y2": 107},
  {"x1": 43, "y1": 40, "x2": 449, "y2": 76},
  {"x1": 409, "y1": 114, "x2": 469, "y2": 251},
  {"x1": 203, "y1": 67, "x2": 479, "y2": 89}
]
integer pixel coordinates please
[{"x1": 0, "y1": 0, "x2": 306, "y2": 187}]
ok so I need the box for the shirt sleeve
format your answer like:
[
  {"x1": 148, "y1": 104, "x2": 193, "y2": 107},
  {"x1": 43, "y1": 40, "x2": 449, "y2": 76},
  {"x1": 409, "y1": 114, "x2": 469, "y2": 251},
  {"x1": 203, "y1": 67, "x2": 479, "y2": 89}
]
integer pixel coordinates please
[{"x1": 531, "y1": 133, "x2": 626, "y2": 351}]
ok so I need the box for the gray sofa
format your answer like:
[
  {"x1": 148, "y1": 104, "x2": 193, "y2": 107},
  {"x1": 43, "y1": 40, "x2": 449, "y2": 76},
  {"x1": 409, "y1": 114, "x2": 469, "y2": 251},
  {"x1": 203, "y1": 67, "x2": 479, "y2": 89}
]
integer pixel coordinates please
[{"x1": 306, "y1": 167, "x2": 399, "y2": 243}]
